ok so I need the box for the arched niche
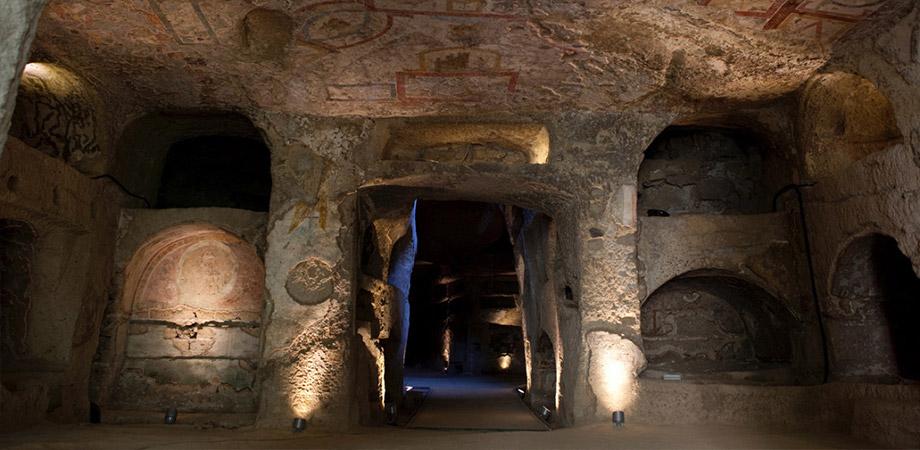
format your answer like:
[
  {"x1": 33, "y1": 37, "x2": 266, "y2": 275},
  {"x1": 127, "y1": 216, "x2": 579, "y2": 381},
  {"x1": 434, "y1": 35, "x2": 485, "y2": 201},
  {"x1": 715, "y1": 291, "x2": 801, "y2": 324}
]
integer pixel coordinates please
[
  {"x1": 105, "y1": 223, "x2": 266, "y2": 413},
  {"x1": 798, "y1": 72, "x2": 902, "y2": 180},
  {"x1": 9, "y1": 62, "x2": 108, "y2": 174},
  {"x1": 637, "y1": 126, "x2": 768, "y2": 216},
  {"x1": 123, "y1": 223, "x2": 265, "y2": 324},
  {"x1": 110, "y1": 112, "x2": 270, "y2": 208},
  {"x1": 827, "y1": 234, "x2": 920, "y2": 381},
  {"x1": 641, "y1": 271, "x2": 796, "y2": 382},
  {"x1": 381, "y1": 122, "x2": 550, "y2": 164}
]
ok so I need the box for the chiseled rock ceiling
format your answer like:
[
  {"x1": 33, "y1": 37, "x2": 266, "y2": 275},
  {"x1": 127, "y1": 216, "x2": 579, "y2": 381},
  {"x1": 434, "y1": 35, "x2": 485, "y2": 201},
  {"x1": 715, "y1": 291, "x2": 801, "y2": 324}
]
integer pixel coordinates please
[{"x1": 34, "y1": 0, "x2": 892, "y2": 116}]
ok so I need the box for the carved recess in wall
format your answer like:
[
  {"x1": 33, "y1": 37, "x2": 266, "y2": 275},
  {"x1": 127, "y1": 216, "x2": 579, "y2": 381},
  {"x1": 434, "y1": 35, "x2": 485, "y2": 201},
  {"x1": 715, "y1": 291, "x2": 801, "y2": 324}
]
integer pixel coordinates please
[
  {"x1": 123, "y1": 223, "x2": 265, "y2": 324},
  {"x1": 641, "y1": 274, "x2": 794, "y2": 375},
  {"x1": 109, "y1": 223, "x2": 266, "y2": 413},
  {"x1": 9, "y1": 64, "x2": 103, "y2": 172}
]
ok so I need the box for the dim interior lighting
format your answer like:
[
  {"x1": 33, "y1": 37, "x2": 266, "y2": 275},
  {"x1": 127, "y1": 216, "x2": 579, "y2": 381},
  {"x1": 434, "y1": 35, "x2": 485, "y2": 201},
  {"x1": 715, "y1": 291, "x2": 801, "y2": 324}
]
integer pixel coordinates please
[
  {"x1": 164, "y1": 407, "x2": 178, "y2": 424},
  {"x1": 498, "y1": 354, "x2": 512, "y2": 370},
  {"x1": 515, "y1": 386, "x2": 526, "y2": 399},
  {"x1": 539, "y1": 406, "x2": 552, "y2": 422},
  {"x1": 612, "y1": 410, "x2": 625, "y2": 427},
  {"x1": 292, "y1": 417, "x2": 307, "y2": 432}
]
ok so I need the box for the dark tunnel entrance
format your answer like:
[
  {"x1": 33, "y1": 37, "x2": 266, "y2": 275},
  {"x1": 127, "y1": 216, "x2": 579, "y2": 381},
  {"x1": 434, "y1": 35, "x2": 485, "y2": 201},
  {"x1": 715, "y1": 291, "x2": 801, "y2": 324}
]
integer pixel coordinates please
[
  {"x1": 400, "y1": 200, "x2": 537, "y2": 430},
  {"x1": 405, "y1": 200, "x2": 524, "y2": 377}
]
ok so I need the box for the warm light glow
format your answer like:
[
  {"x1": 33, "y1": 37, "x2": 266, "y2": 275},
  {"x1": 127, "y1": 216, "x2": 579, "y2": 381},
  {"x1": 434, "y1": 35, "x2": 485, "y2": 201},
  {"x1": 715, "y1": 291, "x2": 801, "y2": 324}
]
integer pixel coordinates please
[
  {"x1": 593, "y1": 351, "x2": 634, "y2": 411},
  {"x1": 441, "y1": 327, "x2": 452, "y2": 370},
  {"x1": 23, "y1": 62, "x2": 55, "y2": 79},
  {"x1": 498, "y1": 354, "x2": 512, "y2": 370}
]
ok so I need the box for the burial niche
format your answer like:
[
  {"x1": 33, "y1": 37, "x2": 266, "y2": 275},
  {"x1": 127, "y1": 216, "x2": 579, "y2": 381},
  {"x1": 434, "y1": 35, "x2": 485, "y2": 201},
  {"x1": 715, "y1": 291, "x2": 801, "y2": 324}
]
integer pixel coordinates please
[
  {"x1": 641, "y1": 272, "x2": 795, "y2": 382},
  {"x1": 156, "y1": 135, "x2": 271, "y2": 211},
  {"x1": 638, "y1": 127, "x2": 767, "y2": 216},
  {"x1": 828, "y1": 234, "x2": 920, "y2": 381},
  {"x1": 108, "y1": 223, "x2": 265, "y2": 413}
]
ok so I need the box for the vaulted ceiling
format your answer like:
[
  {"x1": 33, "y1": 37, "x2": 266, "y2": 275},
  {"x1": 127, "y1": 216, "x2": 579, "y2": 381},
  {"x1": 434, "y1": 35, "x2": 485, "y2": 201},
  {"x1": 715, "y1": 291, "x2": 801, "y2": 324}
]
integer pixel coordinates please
[{"x1": 32, "y1": 0, "x2": 895, "y2": 116}]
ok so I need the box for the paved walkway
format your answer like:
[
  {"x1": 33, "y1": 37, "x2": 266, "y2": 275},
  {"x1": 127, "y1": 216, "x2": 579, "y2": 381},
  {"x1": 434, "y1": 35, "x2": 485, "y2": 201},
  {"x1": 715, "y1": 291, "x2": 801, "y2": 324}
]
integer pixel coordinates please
[{"x1": 404, "y1": 374, "x2": 547, "y2": 431}]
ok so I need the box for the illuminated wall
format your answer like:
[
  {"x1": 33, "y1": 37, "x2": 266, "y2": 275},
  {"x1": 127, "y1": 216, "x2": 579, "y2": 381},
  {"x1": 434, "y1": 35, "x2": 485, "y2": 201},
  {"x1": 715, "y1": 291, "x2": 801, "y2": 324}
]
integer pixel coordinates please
[{"x1": 94, "y1": 213, "x2": 267, "y2": 415}]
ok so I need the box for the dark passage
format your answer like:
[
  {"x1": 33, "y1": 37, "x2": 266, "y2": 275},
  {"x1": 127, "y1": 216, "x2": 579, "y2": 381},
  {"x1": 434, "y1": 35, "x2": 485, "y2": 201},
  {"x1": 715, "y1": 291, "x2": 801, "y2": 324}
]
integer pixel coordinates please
[{"x1": 403, "y1": 200, "x2": 538, "y2": 430}]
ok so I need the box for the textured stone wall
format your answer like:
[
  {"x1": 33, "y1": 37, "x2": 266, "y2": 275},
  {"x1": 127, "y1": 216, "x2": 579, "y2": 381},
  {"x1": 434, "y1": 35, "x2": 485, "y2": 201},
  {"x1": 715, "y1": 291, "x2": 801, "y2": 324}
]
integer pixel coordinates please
[
  {"x1": 0, "y1": 137, "x2": 119, "y2": 430},
  {"x1": 801, "y1": 0, "x2": 920, "y2": 387},
  {"x1": 9, "y1": 63, "x2": 108, "y2": 174},
  {"x1": 93, "y1": 211, "x2": 267, "y2": 416}
]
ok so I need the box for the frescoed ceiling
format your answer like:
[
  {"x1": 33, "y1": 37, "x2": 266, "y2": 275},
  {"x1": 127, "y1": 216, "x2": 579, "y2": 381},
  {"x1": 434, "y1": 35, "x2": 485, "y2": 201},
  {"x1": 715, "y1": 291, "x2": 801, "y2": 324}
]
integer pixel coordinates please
[{"x1": 32, "y1": 0, "x2": 896, "y2": 116}]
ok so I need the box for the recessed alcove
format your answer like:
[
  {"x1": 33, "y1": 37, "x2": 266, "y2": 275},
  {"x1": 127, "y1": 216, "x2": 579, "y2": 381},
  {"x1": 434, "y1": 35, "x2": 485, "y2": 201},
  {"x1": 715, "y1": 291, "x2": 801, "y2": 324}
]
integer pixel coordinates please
[
  {"x1": 827, "y1": 234, "x2": 920, "y2": 382},
  {"x1": 382, "y1": 123, "x2": 550, "y2": 164}
]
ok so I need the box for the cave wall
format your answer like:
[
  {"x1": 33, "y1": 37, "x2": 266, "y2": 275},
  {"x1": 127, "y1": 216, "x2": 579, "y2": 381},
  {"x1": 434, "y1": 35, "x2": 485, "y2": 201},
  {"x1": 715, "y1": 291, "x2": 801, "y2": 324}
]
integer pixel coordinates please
[
  {"x1": 0, "y1": 137, "x2": 119, "y2": 430},
  {"x1": 803, "y1": 5, "x2": 920, "y2": 388}
]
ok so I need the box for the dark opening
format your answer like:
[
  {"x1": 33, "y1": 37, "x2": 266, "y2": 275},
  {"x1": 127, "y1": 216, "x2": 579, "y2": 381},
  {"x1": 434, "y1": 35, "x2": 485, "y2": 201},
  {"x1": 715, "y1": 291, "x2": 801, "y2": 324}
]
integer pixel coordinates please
[
  {"x1": 0, "y1": 219, "x2": 37, "y2": 368},
  {"x1": 405, "y1": 200, "x2": 524, "y2": 377},
  {"x1": 156, "y1": 136, "x2": 271, "y2": 211},
  {"x1": 830, "y1": 234, "x2": 920, "y2": 381}
]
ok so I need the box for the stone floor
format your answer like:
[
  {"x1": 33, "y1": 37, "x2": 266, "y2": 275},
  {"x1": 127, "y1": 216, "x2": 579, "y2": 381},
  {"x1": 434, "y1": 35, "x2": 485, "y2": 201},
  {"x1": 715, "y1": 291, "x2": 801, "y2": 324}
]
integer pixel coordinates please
[
  {"x1": 0, "y1": 373, "x2": 884, "y2": 449},
  {"x1": 404, "y1": 373, "x2": 546, "y2": 431},
  {"x1": 0, "y1": 422, "x2": 882, "y2": 449}
]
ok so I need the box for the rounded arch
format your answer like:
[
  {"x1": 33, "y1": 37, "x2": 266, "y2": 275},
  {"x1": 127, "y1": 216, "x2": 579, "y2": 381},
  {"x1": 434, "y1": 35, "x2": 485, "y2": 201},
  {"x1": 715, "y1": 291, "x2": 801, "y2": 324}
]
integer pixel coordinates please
[
  {"x1": 110, "y1": 112, "x2": 270, "y2": 209},
  {"x1": 122, "y1": 222, "x2": 265, "y2": 324},
  {"x1": 9, "y1": 62, "x2": 108, "y2": 174},
  {"x1": 798, "y1": 72, "x2": 902, "y2": 180},
  {"x1": 641, "y1": 270, "x2": 796, "y2": 381},
  {"x1": 637, "y1": 125, "x2": 770, "y2": 216},
  {"x1": 826, "y1": 233, "x2": 920, "y2": 381}
]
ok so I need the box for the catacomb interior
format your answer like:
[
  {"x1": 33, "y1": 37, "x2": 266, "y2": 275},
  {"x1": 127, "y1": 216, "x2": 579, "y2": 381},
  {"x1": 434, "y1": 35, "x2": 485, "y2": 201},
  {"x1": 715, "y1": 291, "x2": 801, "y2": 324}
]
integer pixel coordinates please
[{"x1": 1, "y1": 1, "x2": 919, "y2": 448}]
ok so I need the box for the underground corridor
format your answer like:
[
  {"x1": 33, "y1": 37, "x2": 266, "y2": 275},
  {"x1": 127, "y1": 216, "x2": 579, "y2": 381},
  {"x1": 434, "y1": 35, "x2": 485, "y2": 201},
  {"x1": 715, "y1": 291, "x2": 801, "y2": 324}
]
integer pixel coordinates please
[
  {"x1": 357, "y1": 198, "x2": 559, "y2": 431},
  {"x1": 3, "y1": 1, "x2": 920, "y2": 449}
]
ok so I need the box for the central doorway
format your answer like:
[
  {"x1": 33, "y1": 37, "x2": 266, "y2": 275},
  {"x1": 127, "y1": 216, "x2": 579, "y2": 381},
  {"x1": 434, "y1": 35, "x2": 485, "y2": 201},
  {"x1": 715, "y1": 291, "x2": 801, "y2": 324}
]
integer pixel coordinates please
[{"x1": 402, "y1": 200, "x2": 539, "y2": 430}]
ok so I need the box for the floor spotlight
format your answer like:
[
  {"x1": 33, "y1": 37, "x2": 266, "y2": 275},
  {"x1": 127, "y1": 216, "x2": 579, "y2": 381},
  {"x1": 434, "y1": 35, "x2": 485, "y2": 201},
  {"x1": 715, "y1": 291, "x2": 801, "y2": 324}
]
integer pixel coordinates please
[
  {"x1": 612, "y1": 410, "x2": 625, "y2": 427},
  {"x1": 539, "y1": 406, "x2": 552, "y2": 422},
  {"x1": 515, "y1": 387, "x2": 526, "y2": 399},
  {"x1": 292, "y1": 417, "x2": 307, "y2": 432},
  {"x1": 164, "y1": 408, "x2": 178, "y2": 425}
]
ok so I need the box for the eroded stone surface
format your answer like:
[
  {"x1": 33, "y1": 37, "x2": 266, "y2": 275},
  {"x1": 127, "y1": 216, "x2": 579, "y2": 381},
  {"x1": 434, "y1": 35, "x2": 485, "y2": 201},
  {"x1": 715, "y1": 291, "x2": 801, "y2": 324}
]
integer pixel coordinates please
[{"x1": 285, "y1": 257, "x2": 335, "y2": 306}]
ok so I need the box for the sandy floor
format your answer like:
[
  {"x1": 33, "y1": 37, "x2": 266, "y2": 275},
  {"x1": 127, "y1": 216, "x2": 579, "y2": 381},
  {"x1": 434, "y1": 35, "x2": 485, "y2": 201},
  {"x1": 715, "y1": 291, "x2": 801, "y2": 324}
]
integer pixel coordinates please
[{"x1": 0, "y1": 422, "x2": 882, "y2": 449}]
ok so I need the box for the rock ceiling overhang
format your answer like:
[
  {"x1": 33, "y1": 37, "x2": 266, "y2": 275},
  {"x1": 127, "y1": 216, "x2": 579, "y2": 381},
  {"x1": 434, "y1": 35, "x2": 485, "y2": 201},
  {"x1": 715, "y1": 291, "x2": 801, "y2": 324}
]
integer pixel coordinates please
[{"x1": 32, "y1": 0, "x2": 893, "y2": 117}]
